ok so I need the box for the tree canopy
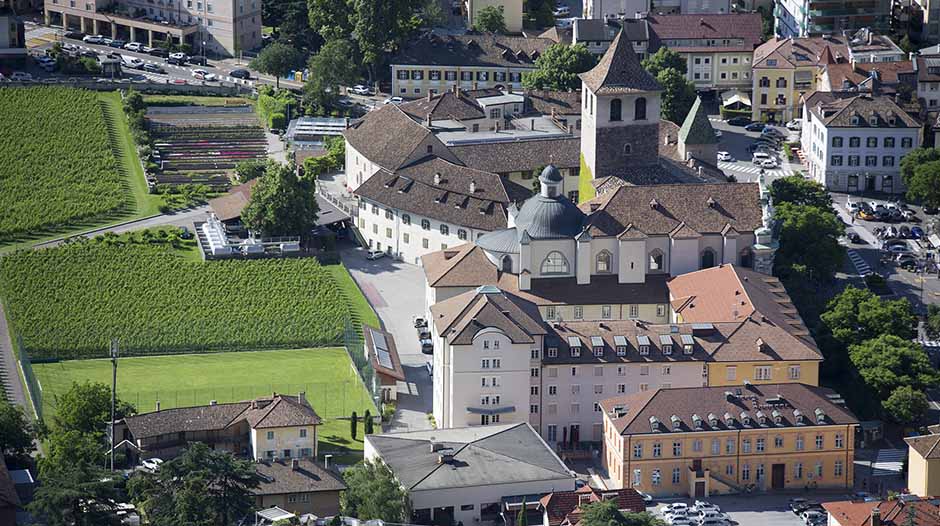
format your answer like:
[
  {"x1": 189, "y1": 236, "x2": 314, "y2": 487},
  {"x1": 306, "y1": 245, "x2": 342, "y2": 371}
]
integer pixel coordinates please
[
  {"x1": 51, "y1": 381, "x2": 136, "y2": 437},
  {"x1": 579, "y1": 500, "x2": 665, "y2": 526},
  {"x1": 848, "y1": 334, "x2": 939, "y2": 400},
  {"x1": 905, "y1": 159, "x2": 940, "y2": 209},
  {"x1": 772, "y1": 202, "x2": 844, "y2": 283},
  {"x1": 770, "y1": 175, "x2": 832, "y2": 209},
  {"x1": 474, "y1": 6, "x2": 507, "y2": 33},
  {"x1": 128, "y1": 442, "x2": 261, "y2": 526},
  {"x1": 0, "y1": 399, "x2": 34, "y2": 463},
  {"x1": 241, "y1": 162, "x2": 319, "y2": 237},
  {"x1": 655, "y1": 68, "x2": 696, "y2": 124},
  {"x1": 522, "y1": 44, "x2": 597, "y2": 91},
  {"x1": 884, "y1": 385, "x2": 930, "y2": 425},
  {"x1": 341, "y1": 459, "x2": 410, "y2": 521},
  {"x1": 304, "y1": 38, "x2": 360, "y2": 113},
  {"x1": 821, "y1": 286, "x2": 916, "y2": 347},
  {"x1": 641, "y1": 48, "x2": 686, "y2": 77},
  {"x1": 250, "y1": 42, "x2": 306, "y2": 89}
]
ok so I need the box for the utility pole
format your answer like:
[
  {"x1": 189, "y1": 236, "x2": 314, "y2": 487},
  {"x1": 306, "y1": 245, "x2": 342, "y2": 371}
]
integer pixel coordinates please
[{"x1": 109, "y1": 340, "x2": 118, "y2": 472}]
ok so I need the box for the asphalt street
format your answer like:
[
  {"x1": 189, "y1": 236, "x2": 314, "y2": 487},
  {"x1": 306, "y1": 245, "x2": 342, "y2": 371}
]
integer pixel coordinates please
[{"x1": 708, "y1": 116, "x2": 803, "y2": 183}]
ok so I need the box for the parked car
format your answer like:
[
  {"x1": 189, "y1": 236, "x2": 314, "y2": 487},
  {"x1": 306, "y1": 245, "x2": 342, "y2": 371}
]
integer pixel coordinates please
[
  {"x1": 384, "y1": 96, "x2": 404, "y2": 105},
  {"x1": 9, "y1": 71, "x2": 32, "y2": 81},
  {"x1": 124, "y1": 57, "x2": 144, "y2": 69},
  {"x1": 191, "y1": 68, "x2": 218, "y2": 81},
  {"x1": 141, "y1": 458, "x2": 164, "y2": 472},
  {"x1": 717, "y1": 151, "x2": 733, "y2": 162},
  {"x1": 229, "y1": 68, "x2": 251, "y2": 79},
  {"x1": 801, "y1": 510, "x2": 826, "y2": 525},
  {"x1": 912, "y1": 226, "x2": 925, "y2": 239},
  {"x1": 926, "y1": 205, "x2": 939, "y2": 215},
  {"x1": 747, "y1": 143, "x2": 772, "y2": 154},
  {"x1": 553, "y1": 5, "x2": 570, "y2": 16},
  {"x1": 897, "y1": 254, "x2": 919, "y2": 270},
  {"x1": 726, "y1": 116, "x2": 752, "y2": 126},
  {"x1": 848, "y1": 231, "x2": 863, "y2": 244},
  {"x1": 745, "y1": 122, "x2": 766, "y2": 132},
  {"x1": 167, "y1": 55, "x2": 187, "y2": 65},
  {"x1": 752, "y1": 152, "x2": 771, "y2": 164},
  {"x1": 64, "y1": 31, "x2": 85, "y2": 40},
  {"x1": 761, "y1": 158, "x2": 779, "y2": 169},
  {"x1": 667, "y1": 517, "x2": 691, "y2": 526},
  {"x1": 637, "y1": 491, "x2": 653, "y2": 503},
  {"x1": 885, "y1": 244, "x2": 912, "y2": 254},
  {"x1": 108, "y1": 39, "x2": 126, "y2": 48},
  {"x1": 142, "y1": 63, "x2": 166, "y2": 74},
  {"x1": 124, "y1": 41, "x2": 145, "y2": 52},
  {"x1": 902, "y1": 209, "x2": 919, "y2": 221},
  {"x1": 101, "y1": 37, "x2": 114, "y2": 46},
  {"x1": 148, "y1": 48, "x2": 169, "y2": 58},
  {"x1": 788, "y1": 498, "x2": 808, "y2": 513},
  {"x1": 847, "y1": 201, "x2": 862, "y2": 214},
  {"x1": 351, "y1": 84, "x2": 371, "y2": 95},
  {"x1": 83, "y1": 34, "x2": 105, "y2": 44},
  {"x1": 763, "y1": 126, "x2": 786, "y2": 139},
  {"x1": 169, "y1": 51, "x2": 188, "y2": 61},
  {"x1": 366, "y1": 249, "x2": 386, "y2": 260},
  {"x1": 786, "y1": 119, "x2": 802, "y2": 130},
  {"x1": 900, "y1": 225, "x2": 912, "y2": 238},
  {"x1": 857, "y1": 209, "x2": 877, "y2": 221},
  {"x1": 420, "y1": 339, "x2": 433, "y2": 354},
  {"x1": 188, "y1": 55, "x2": 209, "y2": 66}
]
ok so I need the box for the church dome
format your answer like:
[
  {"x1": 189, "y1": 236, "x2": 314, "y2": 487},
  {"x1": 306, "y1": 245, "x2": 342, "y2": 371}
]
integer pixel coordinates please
[
  {"x1": 513, "y1": 193, "x2": 585, "y2": 240},
  {"x1": 539, "y1": 164, "x2": 563, "y2": 183}
]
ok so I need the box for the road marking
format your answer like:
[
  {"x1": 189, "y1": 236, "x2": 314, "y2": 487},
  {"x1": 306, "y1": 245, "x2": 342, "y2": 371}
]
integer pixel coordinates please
[
  {"x1": 847, "y1": 249, "x2": 872, "y2": 276},
  {"x1": 717, "y1": 161, "x2": 794, "y2": 177}
]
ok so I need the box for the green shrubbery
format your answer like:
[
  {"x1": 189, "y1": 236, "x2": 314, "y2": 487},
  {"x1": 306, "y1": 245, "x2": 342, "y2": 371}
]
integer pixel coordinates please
[
  {"x1": 0, "y1": 240, "x2": 353, "y2": 359},
  {"x1": 0, "y1": 87, "x2": 127, "y2": 241},
  {"x1": 302, "y1": 136, "x2": 345, "y2": 176},
  {"x1": 256, "y1": 86, "x2": 297, "y2": 129}
]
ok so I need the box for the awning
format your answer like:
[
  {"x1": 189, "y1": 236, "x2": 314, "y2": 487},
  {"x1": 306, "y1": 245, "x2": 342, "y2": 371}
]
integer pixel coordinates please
[
  {"x1": 467, "y1": 405, "x2": 516, "y2": 415},
  {"x1": 721, "y1": 90, "x2": 751, "y2": 108}
]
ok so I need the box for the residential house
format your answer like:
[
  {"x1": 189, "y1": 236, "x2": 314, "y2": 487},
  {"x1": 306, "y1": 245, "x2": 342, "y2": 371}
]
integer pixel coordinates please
[
  {"x1": 646, "y1": 13, "x2": 762, "y2": 91},
  {"x1": 818, "y1": 59, "x2": 914, "y2": 94},
  {"x1": 600, "y1": 383, "x2": 858, "y2": 497},
  {"x1": 539, "y1": 486, "x2": 646, "y2": 526},
  {"x1": 114, "y1": 393, "x2": 321, "y2": 462},
  {"x1": 390, "y1": 33, "x2": 553, "y2": 97},
  {"x1": 0, "y1": 1, "x2": 25, "y2": 65},
  {"x1": 774, "y1": 0, "x2": 890, "y2": 37},
  {"x1": 914, "y1": 54, "x2": 940, "y2": 110},
  {"x1": 363, "y1": 324, "x2": 407, "y2": 403},
  {"x1": 364, "y1": 423, "x2": 576, "y2": 526},
  {"x1": 801, "y1": 92, "x2": 920, "y2": 194},
  {"x1": 905, "y1": 428, "x2": 940, "y2": 497},
  {"x1": 647, "y1": 0, "x2": 732, "y2": 15},
  {"x1": 538, "y1": 25, "x2": 573, "y2": 45},
  {"x1": 823, "y1": 496, "x2": 940, "y2": 526},
  {"x1": 574, "y1": 18, "x2": 649, "y2": 58},
  {"x1": 254, "y1": 458, "x2": 346, "y2": 517},
  {"x1": 43, "y1": 0, "x2": 260, "y2": 57},
  {"x1": 751, "y1": 35, "x2": 850, "y2": 123},
  {"x1": 845, "y1": 28, "x2": 905, "y2": 63},
  {"x1": 465, "y1": 0, "x2": 523, "y2": 32}
]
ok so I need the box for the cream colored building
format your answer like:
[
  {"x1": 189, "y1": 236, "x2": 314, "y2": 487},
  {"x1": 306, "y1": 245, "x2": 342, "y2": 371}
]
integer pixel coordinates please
[
  {"x1": 905, "y1": 430, "x2": 940, "y2": 497},
  {"x1": 600, "y1": 384, "x2": 857, "y2": 497},
  {"x1": 466, "y1": 0, "x2": 523, "y2": 32}
]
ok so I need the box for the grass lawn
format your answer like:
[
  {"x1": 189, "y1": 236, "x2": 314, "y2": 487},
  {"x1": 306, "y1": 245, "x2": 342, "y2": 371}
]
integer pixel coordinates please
[
  {"x1": 143, "y1": 94, "x2": 254, "y2": 106},
  {"x1": 33, "y1": 348, "x2": 376, "y2": 456},
  {"x1": 326, "y1": 265, "x2": 380, "y2": 328}
]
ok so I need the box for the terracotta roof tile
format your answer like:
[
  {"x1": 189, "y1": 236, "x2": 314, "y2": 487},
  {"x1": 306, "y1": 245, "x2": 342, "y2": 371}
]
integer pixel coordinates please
[
  {"x1": 580, "y1": 29, "x2": 661, "y2": 94},
  {"x1": 342, "y1": 105, "x2": 443, "y2": 171},
  {"x1": 254, "y1": 458, "x2": 346, "y2": 495},
  {"x1": 647, "y1": 13, "x2": 763, "y2": 53},
  {"x1": 393, "y1": 33, "x2": 553, "y2": 68},
  {"x1": 450, "y1": 137, "x2": 581, "y2": 174}
]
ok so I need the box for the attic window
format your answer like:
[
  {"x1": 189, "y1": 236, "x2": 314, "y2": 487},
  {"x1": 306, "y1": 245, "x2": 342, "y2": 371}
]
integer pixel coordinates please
[
  {"x1": 614, "y1": 336, "x2": 628, "y2": 356},
  {"x1": 692, "y1": 414, "x2": 703, "y2": 430},
  {"x1": 772, "y1": 409, "x2": 783, "y2": 425},
  {"x1": 568, "y1": 337, "x2": 582, "y2": 357},
  {"x1": 637, "y1": 335, "x2": 651, "y2": 355},
  {"x1": 740, "y1": 412, "x2": 751, "y2": 426},
  {"x1": 851, "y1": 114, "x2": 861, "y2": 125},
  {"x1": 660, "y1": 335, "x2": 673, "y2": 355},
  {"x1": 671, "y1": 414, "x2": 682, "y2": 431},
  {"x1": 767, "y1": 59, "x2": 777, "y2": 66},
  {"x1": 869, "y1": 115, "x2": 878, "y2": 126},
  {"x1": 681, "y1": 334, "x2": 694, "y2": 354},
  {"x1": 889, "y1": 115, "x2": 897, "y2": 125},
  {"x1": 592, "y1": 336, "x2": 604, "y2": 356}
]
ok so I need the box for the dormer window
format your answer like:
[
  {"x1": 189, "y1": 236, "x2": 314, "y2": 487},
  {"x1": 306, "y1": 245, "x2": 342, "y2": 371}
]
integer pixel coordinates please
[
  {"x1": 851, "y1": 114, "x2": 861, "y2": 125},
  {"x1": 869, "y1": 115, "x2": 878, "y2": 126},
  {"x1": 568, "y1": 337, "x2": 582, "y2": 357},
  {"x1": 616, "y1": 345, "x2": 627, "y2": 356},
  {"x1": 772, "y1": 409, "x2": 783, "y2": 425},
  {"x1": 548, "y1": 347, "x2": 558, "y2": 358},
  {"x1": 681, "y1": 334, "x2": 694, "y2": 354},
  {"x1": 671, "y1": 414, "x2": 682, "y2": 431},
  {"x1": 692, "y1": 414, "x2": 703, "y2": 430},
  {"x1": 637, "y1": 335, "x2": 651, "y2": 355},
  {"x1": 741, "y1": 412, "x2": 751, "y2": 426},
  {"x1": 756, "y1": 411, "x2": 768, "y2": 426},
  {"x1": 614, "y1": 335, "x2": 628, "y2": 356},
  {"x1": 660, "y1": 335, "x2": 673, "y2": 355}
]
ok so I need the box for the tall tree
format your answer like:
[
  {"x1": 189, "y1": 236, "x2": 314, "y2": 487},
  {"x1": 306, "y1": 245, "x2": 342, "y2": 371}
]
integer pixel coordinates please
[
  {"x1": 474, "y1": 6, "x2": 507, "y2": 33},
  {"x1": 352, "y1": 0, "x2": 420, "y2": 80},
  {"x1": 522, "y1": 44, "x2": 597, "y2": 91},
  {"x1": 821, "y1": 286, "x2": 916, "y2": 347},
  {"x1": 579, "y1": 500, "x2": 664, "y2": 526},
  {"x1": 884, "y1": 385, "x2": 930, "y2": 425},
  {"x1": 128, "y1": 442, "x2": 261, "y2": 526},
  {"x1": 849, "y1": 334, "x2": 940, "y2": 400},
  {"x1": 655, "y1": 68, "x2": 696, "y2": 124},
  {"x1": 0, "y1": 399, "x2": 34, "y2": 463},
  {"x1": 417, "y1": 0, "x2": 445, "y2": 28},
  {"x1": 250, "y1": 41, "x2": 306, "y2": 89},
  {"x1": 341, "y1": 459, "x2": 410, "y2": 521},
  {"x1": 641, "y1": 48, "x2": 686, "y2": 77},
  {"x1": 241, "y1": 161, "x2": 319, "y2": 237},
  {"x1": 29, "y1": 459, "x2": 123, "y2": 526},
  {"x1": 770, "y1": 175, "x2": 832, "y2": 209},
  {"x1": 308, "y1": 0, "x2": 353, "y2": 41},
  {"x1": 52, "y1": 381, "x2": 135, "y2": 437},
  {"x1": 772, "y1": 202, "x2": 844, "y2": 283},
  {"x1": 351, "y1": 411, "x2": 358, "y2": 441},
  {"x1": 905, "y1": 159, "x2": 940, "y2": 209},
  {"x1": 304, "y1": 38, "x2": 360, "y2": 113}
]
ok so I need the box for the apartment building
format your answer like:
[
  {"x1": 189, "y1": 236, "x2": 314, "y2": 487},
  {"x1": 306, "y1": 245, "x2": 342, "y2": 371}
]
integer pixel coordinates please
[
  {"x1": 751, "y1": 35, "x2": 849, "y2": 122},
  {"x1": 600, "y1": 383, "x2": 857, "y2": 497},
  {"x1": 646, "y1": 13, "x2": 762, "y2": 91},
  {"x1": 390, "y1": 33, "x2": 553, "y2": 97},
  {"x1": 801, "y1": 92, "x2": 920, "y2": 194},
  {"x1": 583, "y1": 0, "x2": 650, "y2": 19},
  {"x1": 774, "y1": 0, "x2": 890, "y2": 37},
  {"x1": 0, "y1": 1, "x2": 25, "y2": 64}
]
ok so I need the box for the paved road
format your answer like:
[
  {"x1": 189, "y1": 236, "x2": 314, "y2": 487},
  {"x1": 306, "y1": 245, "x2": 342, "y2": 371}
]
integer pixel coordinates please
[
  {"x1": 709, "y1": 116, "x2": 803, "y2": 183},
  {"x1": 341, "y1": 249, "x2": 433, "y2": 432},
  {"x1": 0, "y1": 303, "x2": 28, "y2": 411}
]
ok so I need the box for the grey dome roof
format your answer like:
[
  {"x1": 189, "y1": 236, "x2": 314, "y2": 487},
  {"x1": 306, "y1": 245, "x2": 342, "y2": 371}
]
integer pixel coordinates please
[
  {"x1": 477, "y1": 228, "x2": 520, "y2": 254},
  {"x1": 539, "y1": 164, "x2": 563, "y2": 183},
  {"x1": 513, "y1": 194, "x2": 585, "y2": 239}
]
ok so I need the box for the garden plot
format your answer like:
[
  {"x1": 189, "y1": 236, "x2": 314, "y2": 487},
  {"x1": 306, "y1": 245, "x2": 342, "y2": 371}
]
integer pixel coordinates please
[{"x1": 147, "y1": 105, "x2": 268, "y2": 191}]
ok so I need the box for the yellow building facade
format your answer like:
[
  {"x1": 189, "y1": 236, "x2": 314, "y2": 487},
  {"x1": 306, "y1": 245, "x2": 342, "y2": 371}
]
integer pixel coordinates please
[
  {"x1": 600, "y1": 384, "x2": 857, "y2": 498},
  {"x1": 905, "y1": 432, "x2": 940, "y2": 498},
  {"x1": 706, "y1": 360, "x2": 820, "y2": 388}
]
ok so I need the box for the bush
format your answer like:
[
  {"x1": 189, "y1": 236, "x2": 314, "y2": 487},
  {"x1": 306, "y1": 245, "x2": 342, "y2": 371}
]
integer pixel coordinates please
[
  {"x1": 719, "y1": 107, "x2": 751, "y2": 120},
  {"x1": 270, "y1": 112, "x2": 286, "y2": 130}
]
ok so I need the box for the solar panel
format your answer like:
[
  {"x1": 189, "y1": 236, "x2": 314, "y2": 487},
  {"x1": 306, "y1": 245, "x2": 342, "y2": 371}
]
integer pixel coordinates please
[{"x1": 370, "y1": 329, "x2": 394, "y2": 370}]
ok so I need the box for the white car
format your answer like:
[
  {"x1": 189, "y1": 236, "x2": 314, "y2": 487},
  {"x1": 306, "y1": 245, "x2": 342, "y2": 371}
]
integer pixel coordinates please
[
  {"x1": 786, "y1": 119, "x2": 802, "y2": 130},
  {"x1": 801, "y1": 510, "x2": 825, "y2": 525},
  {"x1": 366, "y1": 249, "x2": 386, "y2": 260},
  {"x1": 191, "y1": 68, "x2": 218, "y2": 81},
  {"x1": 10, "y1": 71, "x2": 32, "y2": 81},
  {"x1": 717, "y1": 151, "x2": 733, "y2": 162},
  {"x1": 637, "y1": 491, "x2": 653, "y2": 503},
  {"x1": 83, "y1": 34, "x2": 105, "y2": 44},
  {"x1": 169, "y1": 52, "x2": 188, "y2": 60},
  {"x1": 141, "y1": 457, "x2": 164, "y2": 471},
  {"x1": 665, "y1": 503, "x2": 689, "y2": 513},
  {"x1": 553, "y1": 5, "x2": 571, "y2": 16},
  {"x1": 124, "y1": 42, "x2": 144, "y2": 52},
  {"x1": 124, "y1": 57, "x2": 144, "y2": 69},
  {"x1": 667, "y1": 517, "x2": 692, "y2": 526},
  {"x1": 351, "y1": 84, "x2": 371, "y2": 95},
  {"x1": 383, "y1": 96, "x2": 403, "y2": 105},
  {"x1": 761, "y1": 158, "x2": 779, "y2": 169}
]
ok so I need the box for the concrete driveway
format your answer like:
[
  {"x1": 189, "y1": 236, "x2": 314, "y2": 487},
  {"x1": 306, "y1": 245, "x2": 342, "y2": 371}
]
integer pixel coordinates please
[{"x1": 341, "y1": 248, "x2": 433, "y2": 432}]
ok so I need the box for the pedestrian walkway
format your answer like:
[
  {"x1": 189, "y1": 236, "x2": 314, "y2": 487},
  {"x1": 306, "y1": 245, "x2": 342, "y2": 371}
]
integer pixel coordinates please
[
  {"x1": 868, "y1": 449, "x2": 906, "y2": 477},
  {"x1": 847, "y1": 249, "x2": 872, "y2": 276},
  {"x1": 718, "y1": 161, "x2": 794, "y2": 178}
]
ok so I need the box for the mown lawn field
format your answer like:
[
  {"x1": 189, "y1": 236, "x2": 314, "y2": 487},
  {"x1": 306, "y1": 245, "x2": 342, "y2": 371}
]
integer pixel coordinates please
[
  {"x1": 0, "y1": 87, "x2": 159, "y2": 248},
  {"x1": 0, "y1": 238, "x2": 377, "y2": 360},
  {"x1": 33, "y1": 348, "x2": 376, "y2": 455}
]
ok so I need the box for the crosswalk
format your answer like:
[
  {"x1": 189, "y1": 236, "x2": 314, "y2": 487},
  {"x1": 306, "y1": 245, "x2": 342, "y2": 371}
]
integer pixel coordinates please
[
  {"x1": 847, "y1": 249, "x2": 872, "y2": 276},
  {"x1": 865, "y1": 449, "x2": 906, "y2": 477},
  {"x1": 718, "y1": 161, "x2": 795, "y2": 178}
]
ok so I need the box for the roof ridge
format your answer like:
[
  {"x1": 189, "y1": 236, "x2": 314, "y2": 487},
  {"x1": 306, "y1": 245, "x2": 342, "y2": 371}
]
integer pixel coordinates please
[{"x1": 615, "y1": 390, "x2": 661, "y2": 434}]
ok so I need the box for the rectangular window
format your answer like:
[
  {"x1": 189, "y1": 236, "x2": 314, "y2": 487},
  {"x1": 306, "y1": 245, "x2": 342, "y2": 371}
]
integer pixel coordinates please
[
  {"x1": 742, "y1": 439, "x2": 751, "y2": 453},
  {"x1": 756, "y1": 438, "x2": 765, "y2": 452},
  {"x1": 602, "y1": 305, "x2": 612, "y2": 319},
  {"x1": 633, "y1": 469, "x2": 642, "y2": 486},
  {"x1": 672, "y1": 468, "x2": 681, "y2": 484},
  {"x1": 788, "y1": 364, "x2": 801, "y2": 379},
  {"x1": 652, "y1": 469, "x2": 661, "y2": 486},
  {"x1": 903, "y1": 137, "x2": 913, "y2": 148},
  {"x1": 867, "y1": 137, "x2": 878, "y2": 148},
  {"x1": 629, "y1": 304, "x2": 639, "y2": 318},
  {"x1": 548, "y1": 348, "x2": 558, "y2": 358},
  {"x1": 831, "y1": 155, "x2": 843, "y2": 166},
  {"x1": 711, "y1": 439, "x2": 720, "y2": 455},
  {"x1": 835, "y1": 460, "x2": 844, "y2": 477},
  {"x1": 445, "y1": 71, "x2": 457, "y2": 81},
  {"x1": 267, "y1": 431, "x2": 274, "y2": 440},
  {"x1": 574, "y1": 306, "x2": 583, "y2": 319},
  {"x1": 742, "y1": 464, "x2": 750, "y2": 480},
  {"x1": 849, "y1": 137, "x2": 860, "y2": 148},
  {"x1": 530, "y1": 386, "x2": 538, "y2": 395},
  {"x1": 835, "y1": 434, "x2": 844, "y2": 448},
  {"x1": 796, "y1": 435, "x2": 805, "y2": 451},
  {"x1": 571, "y1": 403, "x2": 580, "y2": 414},
  {"x1": 531, "y1": 368, "x2": 539, "y2": 377},
  {"x1": 794, "y1": 463, "x2": 803, "y2": 479},
  {"x1": 885, "y1": 137, "x2": 895, "y2": 148},
  {"x1": 816, "y1": 435, "x2": 824, "y2": 449},
  {"x1": 594, "y1": 402, "x2": 602, "y2": 412},
  {"x1": 530, "y1": 404, "x2": 538, "y2": 414},
  {"x1": 634, "y1": 443, "x2": 643, "y2": 458},
  {"x1": 662, "y1": 366, "x2": 671, "y2": 376},
  {"x1": 548, "y1": 366, "x2": 557, "y2": 377},
  {"x1": 755, "y1": 366, "x2": 771, "y2": 380},
  {"x1": 865, "y1": 155, "x2": 878, "y2": 167},
  {"x1": 726, "y1": 439, "x2": 735, "y2": 454},
  {"x1": 299, "y1": 428, "x2": 307, "y2": 438},
  {"x1": 883, "y1": 156, "x2": 895, "y2": 167},
  {"x1": 617, "y1": 384, "x2": 625, "y2": 393},
  {"x1": 548, "y1": 385, "x2": 557, "y2": 396},
  {"x1": 726, "y1": 366, "x2": 736, "y2": 381},
  {"x1": 594, "y1": 384, "x2": 603, "y2": 394}
]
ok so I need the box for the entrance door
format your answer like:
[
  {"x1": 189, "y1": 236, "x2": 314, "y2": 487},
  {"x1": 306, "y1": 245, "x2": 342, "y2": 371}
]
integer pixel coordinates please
[
  {"x1": 694, "y1": 481, "x2": 706, "y2": 498},
  {"x1": 866, "y1": 175, "x2": 876, "y2": 192},
  {"x1": 771, "y1": 464, "x2": 785, "y2": 489}
]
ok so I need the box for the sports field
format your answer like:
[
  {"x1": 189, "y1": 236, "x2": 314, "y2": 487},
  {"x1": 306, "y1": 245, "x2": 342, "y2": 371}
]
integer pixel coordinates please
[{"x1": 33, "y1": 348, "x2": 376, "y2": 455}]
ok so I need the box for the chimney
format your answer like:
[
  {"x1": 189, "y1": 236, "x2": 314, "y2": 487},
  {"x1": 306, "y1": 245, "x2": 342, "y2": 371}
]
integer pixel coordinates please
[
  {"x1": 870, "y1": 507, "x2": 880, "y2": 526},
  {"x1": 298, "y1": 391, "x2": 305, "y2": 403},
  {"x1": 324, "y1": 454, "x2": 333, "y2": 469},
  {"x1": 530, "y1": 119, "x2": 535, "y2": 130},
  {"x1": 427, "y1": 114, "x2": 432, "y2": 127},
  {"x1": 469, "y1": 180, "x2": 476, "y2": 193},
  {"x1": 427, "y1": 91, "x2": 432, "y2": 102},
  {"x1": 155, "y1": 400, "x2": 161, "y2": 411},
  {"x1": 210, "y1": 400, "x2": 217, "y2": 406},
  {"x1": 291, "y1": 458, "x2": 300, "y2": 470}
]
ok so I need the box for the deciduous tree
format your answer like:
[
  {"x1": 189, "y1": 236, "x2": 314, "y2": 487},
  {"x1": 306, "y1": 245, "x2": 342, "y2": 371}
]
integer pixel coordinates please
[
  {"x1": 579, "y1": 500, "x2": 665, "y2": 526},
  {"x1": 905, "y1": 159, "x2": 940, "y2": 209},
  {"x1": 821, "y1": 286, "x2": 916, "y2": 347},
  {"x1": 474, "y1": 6, "x2": 507, "y2": 33},
  {"x1": 772, "y1": 202, "x2": 844, "y2": 283},
  {"x1": 884, "y1": 385, "x2": 929, "y2": 425},
  {"x1": 304, "y1": 38, "x2": 360, "y2": 113},
  {"x1": 241, "y1": 162, "x2": 319, "y2": 237},
  {"x1": 770, "y1": 175, "x2": 832, "y2": 209},
  {"x1": 0, "y1": 399, "x2": 34, "y2": 463},
  {"x1": 341, "y1": 459, "x2": 409, "y2": 521},
  {"x1": 848, "y1": 334, "x2": 939, "y2": 400},
  {"x1": 250, "y1": 42, "x2": 306, "y2": 89},
  {"x1": 522, "y1": 44, "x2": 597, "y2": 91},
  {"x1": 655, "y1": 68, "x2": 696, "y2": 124},
  {"x1": 52, "y1": 381, "x2": 135, "y2": 437},
  {"x1": 641, "y1": 48, "x2": 686, "y2": 77},
  {"x1": 307, "y1": 0, "x2": 353, "y2": 40}
]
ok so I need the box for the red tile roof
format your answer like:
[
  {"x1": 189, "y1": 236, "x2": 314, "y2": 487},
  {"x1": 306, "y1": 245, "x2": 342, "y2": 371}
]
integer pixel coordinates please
[{"x1": 540, "y1": 487, "x2": 645, "y2": 526}]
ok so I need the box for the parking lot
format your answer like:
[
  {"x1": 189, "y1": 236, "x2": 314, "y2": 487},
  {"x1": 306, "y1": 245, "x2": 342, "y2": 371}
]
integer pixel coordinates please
[
  {"x1": 709, "y1": 116, "x2": 803, "y2": 183},
  {"x1": 649, "y1": 493, "x2": 858, "y2": 526}
]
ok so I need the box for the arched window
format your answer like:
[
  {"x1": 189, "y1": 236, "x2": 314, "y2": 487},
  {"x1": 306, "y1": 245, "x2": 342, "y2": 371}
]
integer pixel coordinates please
[
  {"x1": 540, "y1": 251, "x2": 570, "y2": 275},
  {"x1": 635, "y1": 97, "x2": 647, "y2": 121},
  {"x1": 739, "y1": 248, "x2": 753, "y2": 268},
  {"x1": 609, "y1": 98, "x2": 622, "y2": 121},
  {"x1": 596, "y1": 250, "x2": 612, "y2": 273},
  {"x1": 624, "y1": 143, "x2": 632, "y2": 155},
  {"x1": 701, "y1": 248, "x2": 716, "y2": 269},
  {"x1": 649, "y1": 249, "x2": 664, "y2": 271},
  {"x1": 501, "y1": 255, "x2": 513, "y2": 273}
]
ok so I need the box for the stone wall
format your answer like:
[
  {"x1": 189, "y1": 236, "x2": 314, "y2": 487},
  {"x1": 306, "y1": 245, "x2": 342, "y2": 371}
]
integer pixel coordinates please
[{"x1": 593, "y1": 122, "x2": 660, "y2": 180}]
